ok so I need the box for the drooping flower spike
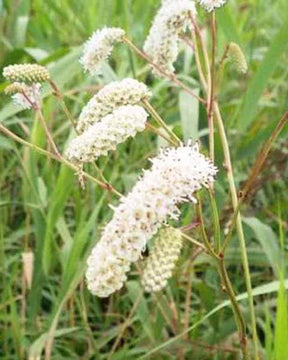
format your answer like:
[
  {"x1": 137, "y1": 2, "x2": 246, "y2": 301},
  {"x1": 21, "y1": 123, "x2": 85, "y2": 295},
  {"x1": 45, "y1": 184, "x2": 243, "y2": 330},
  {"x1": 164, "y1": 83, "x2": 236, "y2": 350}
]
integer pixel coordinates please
[
  {"x1": 86, "y1": 143, "x2": 217, "y2": 297},
  {"x1": 80, "y1": 27, "x2": 125, "y2": 75},
  {"x1": 144, "y1": 0, "x2": 197, "y2": 77},
  {"x1": 65, "y1": 105, "x2": 148, "y2": 165},
  {"x1": 77, "y1": 78, "x2": 151, "y2": 133}
]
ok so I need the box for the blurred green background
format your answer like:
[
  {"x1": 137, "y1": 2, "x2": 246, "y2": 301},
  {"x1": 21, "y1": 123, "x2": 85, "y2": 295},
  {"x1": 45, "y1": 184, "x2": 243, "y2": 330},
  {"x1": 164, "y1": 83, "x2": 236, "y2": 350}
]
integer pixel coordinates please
[{"x1": 0, "y1": 0, "x2": 287, "y2": 359}]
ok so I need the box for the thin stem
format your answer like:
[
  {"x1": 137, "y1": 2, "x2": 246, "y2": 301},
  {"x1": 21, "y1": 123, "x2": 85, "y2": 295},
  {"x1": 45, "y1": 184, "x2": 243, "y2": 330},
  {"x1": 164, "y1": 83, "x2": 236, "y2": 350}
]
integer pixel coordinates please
[
  {"x1": 221, "y1": 201, "x2": 242, "y2": 253},
  {"x1": 190, "y1": 15, "x2": 211, "y2": 87},
  {"x1": 180, "y1": 232, "x2": 206, "y2": 251},
  {"x1": 214, "y1": 102, "x2": 259, "y2": 359},
  {"x1": 35, "y1": 108, "x2": 61, "y2": 158},
  {"x1": 145, "y1": 122, "x2": 177, "y2": 146},
  {"x1": 49, "y1": 80, "x2": 77, "y2": 130},
  {"x1": 207, "y1": 12, "x2": 216, "y2": 162},
  {"x1": 123, "y1": 36, "x2": 206, "y2": 105},
  {"x1": 208, "y1": 188, "x2": 221, "y2": 252},
  {"x1": 242, "y1": 111, "x2": 288, "y2": 199},
  {"x1": 191, "y1": 31, "x2": 208, "y2": 91},
  {"x1": 221, "y1": 111, "x2": 288, "y2": 252},
  {"x1": 195, "y1": 195, "x2": 219, "y2": 259},
  {"x1": 142, "y1": 100, "x2": 181, "y2": 145},
  {"x1": 50, "y1": 79, "x2": 117, "y2": 193},
  {"x1": 108, "y1": 293, "x2": 142, "y2": 359},
  {"x1": 218, "y1": 257, "x2": 249, "y2": 360},
  {"x1": 0, "y1": 124, "x2": 122, "y2": 197}
]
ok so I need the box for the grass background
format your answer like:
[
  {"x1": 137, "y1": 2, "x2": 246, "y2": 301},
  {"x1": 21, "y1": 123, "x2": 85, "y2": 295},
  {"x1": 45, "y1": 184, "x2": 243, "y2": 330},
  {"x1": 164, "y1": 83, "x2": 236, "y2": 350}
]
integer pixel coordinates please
[{"x1": 0, "y1": 0, "x2": 287, "y2": 359}]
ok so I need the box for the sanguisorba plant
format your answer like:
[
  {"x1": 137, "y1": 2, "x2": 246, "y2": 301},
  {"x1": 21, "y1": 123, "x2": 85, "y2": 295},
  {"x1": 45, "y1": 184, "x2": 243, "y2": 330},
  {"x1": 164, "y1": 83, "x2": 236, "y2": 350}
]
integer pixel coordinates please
[{"x1": 1, "y1": 0, "x2": 287, "y2": 359}]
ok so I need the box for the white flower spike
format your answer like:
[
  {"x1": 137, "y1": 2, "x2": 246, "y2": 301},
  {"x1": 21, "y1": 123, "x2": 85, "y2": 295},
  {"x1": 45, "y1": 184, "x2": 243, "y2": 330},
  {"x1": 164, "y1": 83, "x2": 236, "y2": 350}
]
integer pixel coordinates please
[
  {"x1": 80, "y1": 27, "x2": 125, "y2": 75},
  {"x1": 86, "y1": 143, "x2": 217, "y2": 297},
  {"x1": 77, "y1": 78, "x2": 151, "y2": 133},
  {"x1": 66, "y1": 105, "x2": 148, "y2": 164},
  {"x1": 144, "y1": 0, "x2": 197, "y2": 77}
]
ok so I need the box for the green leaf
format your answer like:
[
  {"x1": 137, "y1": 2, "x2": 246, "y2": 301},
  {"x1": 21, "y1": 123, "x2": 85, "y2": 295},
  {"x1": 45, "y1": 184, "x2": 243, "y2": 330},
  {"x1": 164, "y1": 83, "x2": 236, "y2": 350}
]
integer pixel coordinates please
[
  {"x1": 217, "y1": 6, "x2": 241, "y2": 44},
  {"x1": 29, "y1": 327, "x2": 79, "y2": 359},
  {"x1": 243, "y1": 217, "x2": 281, "y2": 275},
  {"x1": 238, "y1": 22, "x2": 288, "y2": 130},
  {"x1": 274, "y1": 274, "x2": 288, "y2": 360}
]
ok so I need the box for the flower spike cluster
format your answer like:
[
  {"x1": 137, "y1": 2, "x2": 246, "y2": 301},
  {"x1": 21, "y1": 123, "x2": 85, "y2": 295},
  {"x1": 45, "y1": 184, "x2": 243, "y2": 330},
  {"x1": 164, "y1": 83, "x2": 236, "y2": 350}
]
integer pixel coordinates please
[
  {"x1": 197, "y1": 0, "x2": 228, "y2": 12},
  {"x1": 144, "y1": 0, "x2": 197, "y2": 77},
  {"x1": 86, "y1": 143, "x2": 217, "y2": 297},
  {"x1": 141, "y1": 227, "x2": 183, "y2": 293},
  {"x1": 3, "y1": 64, "x2": 50, "y2": 83},
  {"x1": 65, "y1": 105, "x2": 148, "y2": 164},
  {"x1": 80, "y1": 27, "x2": 125, "y2": 75},
  {"x1": 3, "y1": 63, "x2": 49, "y2": 109},
  {"x1": 77, "y1": 78, "x2": 151, "y2": 133},
  {"x1": 66, "y1": 78, "x2": 151, "y2": 164}
]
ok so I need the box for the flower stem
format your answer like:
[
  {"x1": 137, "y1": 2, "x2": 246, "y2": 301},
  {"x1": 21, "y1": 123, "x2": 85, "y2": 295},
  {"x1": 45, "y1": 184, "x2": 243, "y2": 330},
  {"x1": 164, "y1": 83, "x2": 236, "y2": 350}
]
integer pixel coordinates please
[
  {"x1": 35, "y1": 108, "x2": 61, "y2": 158},
  {"x1": 0, "y1": 123, "x2": 122, "y2": 197},
  {"x1": 214, "y1": 102, "x2": 259, "y2": 360},
  {"x1": 218, "y1": 256, "x2": 249, "y2": 360},
  {"x1": 123, "y1": 36, "x2": 206, "y2": 105},
  {"x1": 49, "y1": 80, "x2": 77, "y2": 130},
  {"x1": 142, "y1": 100, "x2": 181, "y2": 145},
  {"x1": 145, "y1": 122, "x2": 177, "y2": 146}
]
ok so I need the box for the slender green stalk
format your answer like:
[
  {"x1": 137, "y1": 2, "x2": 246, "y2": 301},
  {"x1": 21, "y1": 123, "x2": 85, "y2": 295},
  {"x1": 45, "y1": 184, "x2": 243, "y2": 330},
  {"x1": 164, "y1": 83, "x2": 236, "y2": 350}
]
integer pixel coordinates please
[
  {"x1": 208, "y1": 188, "x2": 221, "y2": 252},
  {"x1": 0, "y1": 124, "x2": 122, "y2": 197},
  {"x1": 145, "y1": 122, "x2": 177, "y2": 145},
  {"x1": 180, "y1": 232, "x2": 207, "y2": 251},
  {"x1": 142, "y1": 100, "x2": 181, "y2": 145},
  {"x1": 242, "y1": 111, "x2": 288, "y2": 198},
  {"x1": 218, "y1": 257, "x2": 249, "y2": 360},
  {"x1": 207, "y1": 12, "x2": 216, "y2": 162},
  {"x1": 35, "y1": 108, "x2": 61, "y2": 158},
  {"x1": 49, "y1": 80, "x2": 77, "y2": 130},
  {"x1": 214, "y1": 102, "x2": 259, "y2": 359},
  {"x1": 195, "y1": 195, "x2": 219, "y2": 259},
  {"x1": 123, "y1": 36, "x2": 206, "y2": 105}
]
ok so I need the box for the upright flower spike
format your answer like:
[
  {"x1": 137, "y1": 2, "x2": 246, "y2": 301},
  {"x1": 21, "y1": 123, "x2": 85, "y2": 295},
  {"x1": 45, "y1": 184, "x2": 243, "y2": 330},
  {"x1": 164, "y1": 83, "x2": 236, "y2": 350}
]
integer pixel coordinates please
[
  {"x1": 197, "y1": 0, "x2": 228, "y2": 12},
  {"x1": 77, "y1": 78, "x2": 151, "y2": 133},
  {"x1": 65, "y1": 105, "x2": 148, "y2": 165},
  {"x1": 143, "y1": 0, "x2": 197, "y2": 77},
  {"x1": 86, "y1": 143, "x2": 217, "y2": 297},
  {"x1": 80, "y1": 27, "x2": 125, "y2": 75},
  {"x1": 141, "y1": 227, "x2": 183, "y2": 293},
  {"x1": 3, "y1": 64, "x2": 50, "y2": 84},
  {"x1": 228, "y1": 42, "x2": 248, "y2": 74},
  {"x1": 5, "y1": 82, "x2": 41, "y2": 109}
]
